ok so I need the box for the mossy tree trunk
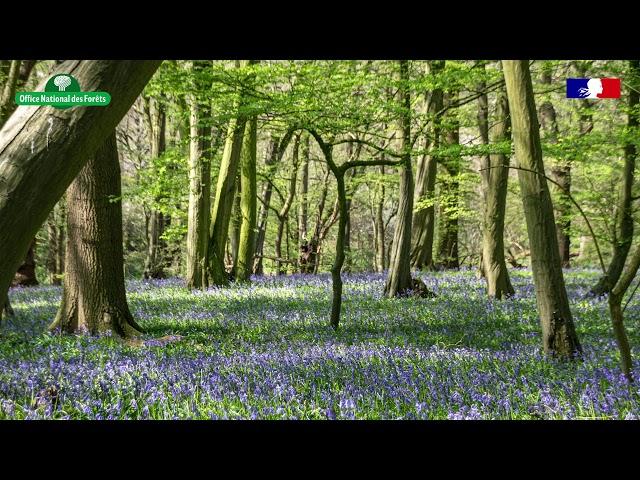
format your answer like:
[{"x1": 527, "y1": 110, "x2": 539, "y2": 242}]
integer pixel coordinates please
[
  {"x1": 0, "y1": 60, "x2": 160, "y2": 323},
  {"x1": 502, "y1": 60, "x2": 581, "y2": 358},
  {"x1": 275, "y1": 134, "x2": 300, "y2": 275},
  {"x1": 208, "y1": 60, "x2": 253, "y2": 285},
  {"x1": 236, "y1": 115, "x2": 258, "y2": 282},
  {"x1": 185, "y1": 61, "x2": 212, "y2": 289},
  {"x1": 49, "y1": 133, "x2": 143, "y2": 337}
]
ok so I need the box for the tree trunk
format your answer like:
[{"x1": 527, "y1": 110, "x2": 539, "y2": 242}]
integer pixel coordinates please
[
  {"x1": 209, "y1": 60, "x2": 253, "y2": 285},
  {"x1": 230, "y1": 179, "x2": 242, "y2": 275},
  {"x1": 275, "y1": 134, "x2": 300, "y2": 275},
  {"x1": 436, "y1": 92, "x2": 460, "y2": 269},
  {"x1": 411, "y1": 60, "x2": 444, "y2": 271},
  {"x1": 298, "y1": 134, "x2": 310, "y2": 248},
  {"x1": 502, "y1": 60, "x2": 581, "y2": 358},
  {"x1": 236, "y1": 115, "x2": 258, "y2": 282},
  {"x1": 480, "y1": 76, "x2": 514, "y2": 299},
  {"x1": 608, "y1": 242, "x2": 640, "y2": 382},
  {"x1": 49, "y1": 133, "x2": 143, "y2": 337},
  {"x1": 385, "y1": 60, "x2": 416, "y2": 297},
  {"x1": 185, "y1": 62, "x2": 212, "y2": 289},
  {"x1": 0, "y1": 60, "x2": 160, "y2": 322},
  {"x1": 590, "y1": 60, "x2": 639, "y2": 296},
  {"x1": 143, "y1": 96, "x2": 168, "y2": 279},
  {"x1": 374, "y1": 165, "x2": 386, "y2": 272},
  {"x1": 0, "y1": 60, "x2": 20, "y2": 125},
  {"x1": 12, "y1": 238, "x2": 38, "y2": 286},
  {"x1": 253, "y1": 131, "x2": 294, "y2": 275},
  {"x1": 539, "y1": 64, "x2": 572, "y2": 268}
]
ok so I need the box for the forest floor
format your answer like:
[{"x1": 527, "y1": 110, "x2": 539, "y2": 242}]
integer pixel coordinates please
[{"x1": 1, "y1": 269, "x2": 639, "y2": 419}]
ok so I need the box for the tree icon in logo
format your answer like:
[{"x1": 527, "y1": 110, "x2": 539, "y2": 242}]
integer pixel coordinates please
[
  {"x1": 53, "y1": 75, "x2": 72, "y2": 91},
  {"x1": 45, "y1": 74, "x2": 81, "y2": 109}
]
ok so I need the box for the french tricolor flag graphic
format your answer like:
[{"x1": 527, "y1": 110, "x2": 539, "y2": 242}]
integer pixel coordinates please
[{"x1": 566, "y1": 78, "x2": 621, "y2": 99}]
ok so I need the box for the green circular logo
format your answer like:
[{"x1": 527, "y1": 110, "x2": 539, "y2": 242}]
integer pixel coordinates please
[{"x1": 44, "y1": 74, "x2": 81, "y2": 109}]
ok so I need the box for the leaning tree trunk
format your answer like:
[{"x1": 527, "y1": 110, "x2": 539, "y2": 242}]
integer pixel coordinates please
[
  {"x1": 0, "y1": 60, "x2": 160, "y2": 323},
  {"x1": 298, "y1": 134, "x2": 310, "y2": 249},
  {"x1": 590, "y1": 60, "x2": 639, "y2": 297},
  {"x1": 49, "y1": 133, "x2": 143, "y2": 337},
  {"x1": 480, "y1": 78, "x2": 515, "y2": 299},
  {"x1": 539, "y1": 64, "x2": 572, "y2": 268},
  {"x1": 185, "y1": 63, "x2": 212, "y2": 289},
  {"x1": 411, "y1": 60, "x2": 444, "y2": 271},
  {"x1": 503, "y1": 60, "x2": 581, "y2": 358}
]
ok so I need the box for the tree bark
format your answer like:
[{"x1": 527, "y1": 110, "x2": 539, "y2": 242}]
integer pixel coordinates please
[
  {"x1": 502, "y1": 60, "x2": 581, "y2": 358},
  {"x1": 49, "y1": 133, "x2": 143, "y2": 337},
  {"x1": 0, "y1": 60, "x2": 160, "y2": 322},
  {"x1": 208, "y1": 60, "x2": 253, "y2": 285},
  {"x1": 539, "y1": 64, "x2": 572, "y2": 268},
  {"x1": 12, "y1": 238, "x2": 38, "y2": 286},
  {"x1": 298, "y1": 133, "x2": 310, "y2": 248},
  {"x1": 385, "y1": 61, "x2": 417, "y2": 297},
  {"x1": 185, "y1": 61, "x2": 212, "y2": 289},
  {"x1": 0, "y1": 60, "x2": 20, "y2": 125},
  {"x1": 589, "y1": 60, "x2": 639, "y2": 296},
  {"x1": 236, "y1": 115, "x2": 258, "y2": 282},
  {"x1": 608, "y1": 242, "x2": 640, "y2": 382},
  {"x1": 411, "y1": 60, "x2": 444, "y2": 271},
  {"x1": 480, "y1": 76, "x2": 515, "y2": 299},
  {"x1": 373, "y1": 165, "x2": 386, "y2": 272}
]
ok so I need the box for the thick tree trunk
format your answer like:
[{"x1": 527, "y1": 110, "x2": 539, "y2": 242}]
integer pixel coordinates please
[
  {"x1": 502, "y1": 60, "x2": 581, "y2": 358},
  {"x1": 185, "y1": 64, "x2": 212, "y2": 289},
  {"x1": 539, "y1": 65, "x2": 572, "y2": 268},
  {"x1": 411, "y1": 60, "x2": 444, "y2": 271},
  {"x1": 209, "y1": 60, "x2": 253, "y2": 285},
  {"x1": 480, "y1": 79, "x2": 514, "y2": 299},
  {"x1": 385, "y1": 61, "x2": 418, "y2": 297},
  {"x1": 590, "y1": 60, "x2": 639, "y2": 296},
  {"x1": 0, "y1": 60, "x2": 160, "y2": 322},
  {"x1": 49, "y1": 133, "x2": 143, "y2": 337},
  {"x1": 236, "y1": 115, "x2": 258, "y2": 282},
  {"x1": 143, "y1": 97, "x2": 168, "y2": 279}
]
